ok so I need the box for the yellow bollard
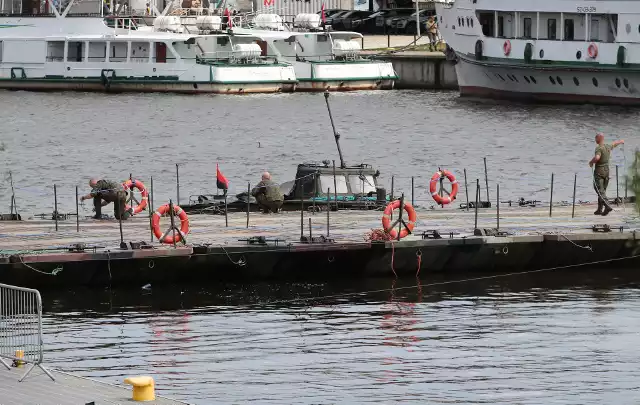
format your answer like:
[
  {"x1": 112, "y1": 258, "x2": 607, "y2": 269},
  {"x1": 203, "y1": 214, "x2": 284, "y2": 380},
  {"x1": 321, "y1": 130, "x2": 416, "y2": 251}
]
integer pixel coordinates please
[
  {"x1": 12, "y1": 350, "x2": 24, "y2": 367},
  {"x1": 124, "y1": 376, "x2": 155, "y2": 402}
]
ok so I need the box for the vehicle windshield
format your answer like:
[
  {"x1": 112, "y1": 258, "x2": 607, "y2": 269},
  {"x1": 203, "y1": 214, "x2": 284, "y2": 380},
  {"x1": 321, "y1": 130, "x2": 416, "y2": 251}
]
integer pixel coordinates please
[
  {"x1": 349, "y1": 175, "x2": 376, "y2": 195},
  {"x1": 320, "y1": 175, "x2": 349, "y2": 194},
  {"x1": 335, "y1": 11, "x2": 350, "y2": 17}
]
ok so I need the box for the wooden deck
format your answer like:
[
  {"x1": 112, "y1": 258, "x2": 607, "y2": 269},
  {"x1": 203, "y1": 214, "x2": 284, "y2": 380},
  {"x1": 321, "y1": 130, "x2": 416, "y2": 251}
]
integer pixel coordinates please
[
  {"x1": 0, "y1": 202, "x2": 637, "y2": 253},
  {"x1": 0, "y1": 364, "x2": 187, "y2": 405}
]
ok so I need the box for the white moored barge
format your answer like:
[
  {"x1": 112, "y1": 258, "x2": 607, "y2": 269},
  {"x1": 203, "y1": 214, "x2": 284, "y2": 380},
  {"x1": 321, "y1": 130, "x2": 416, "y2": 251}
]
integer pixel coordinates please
[
  {"x1": 436, "y1": 0, "x2": 640, "y2": 104},
  {"x1": 0, "y1": 1, "x2": 296, "y2": 94},
  {"x1": 232, "y1": 13, "x2": 397, "y2": 91}
]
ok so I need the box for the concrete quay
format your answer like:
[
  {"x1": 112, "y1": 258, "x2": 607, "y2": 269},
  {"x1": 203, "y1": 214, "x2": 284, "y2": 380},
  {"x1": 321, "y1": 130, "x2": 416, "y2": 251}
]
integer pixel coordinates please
[{"x1": 360, "y1": 36, "x2": 458, "y2": 90}]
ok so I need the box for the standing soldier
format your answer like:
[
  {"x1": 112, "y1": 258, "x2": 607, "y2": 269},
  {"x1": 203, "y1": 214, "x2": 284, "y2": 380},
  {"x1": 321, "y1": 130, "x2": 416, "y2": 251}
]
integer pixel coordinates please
[
  {"x1": 80, "y1": 178, "x2": 132, "y2": 220},
  {"x1": 589, "y1": 133, "x2": 624, "y2": 216},
  {"x1": 426, "y1": 16, "x2": 438, "y2": 51}
]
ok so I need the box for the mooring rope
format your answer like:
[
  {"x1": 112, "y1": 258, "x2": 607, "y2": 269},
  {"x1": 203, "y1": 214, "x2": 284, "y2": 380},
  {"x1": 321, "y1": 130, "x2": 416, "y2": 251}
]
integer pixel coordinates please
[
  {"x1": 18, "y1": 255, "x2": 63, "y2": 276},
  {"x1": 250, "y1": 253, "x2": 640, "y2": 308}
]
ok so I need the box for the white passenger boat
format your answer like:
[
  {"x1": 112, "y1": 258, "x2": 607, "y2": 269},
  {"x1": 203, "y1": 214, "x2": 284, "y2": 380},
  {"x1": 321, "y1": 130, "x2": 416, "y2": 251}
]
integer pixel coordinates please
[
  {"x1": 231, "y1": 13, "x2": 397, "y2": 91},
  {"x1": 0, "y1": 1, "x2": 296, "y2": 93},
  {"x1": 436, "y1": 0, "x2": 640, "y2": 104}
]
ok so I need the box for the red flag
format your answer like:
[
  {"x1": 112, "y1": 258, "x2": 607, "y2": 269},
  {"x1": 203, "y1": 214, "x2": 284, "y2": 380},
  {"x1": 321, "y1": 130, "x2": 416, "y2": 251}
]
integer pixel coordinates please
[
  {"x1": 216, "y1": 163, "x2": 229, "y2": 190},
  {"x1": 264, "y1": 0, "x2": 273, "y2": 5},
  {"x1": 224, "y1": 8, "x2": 232, "y2": 29},
  {"x1": 321, "y1": 3, "x2": 326, "y2": 24}
]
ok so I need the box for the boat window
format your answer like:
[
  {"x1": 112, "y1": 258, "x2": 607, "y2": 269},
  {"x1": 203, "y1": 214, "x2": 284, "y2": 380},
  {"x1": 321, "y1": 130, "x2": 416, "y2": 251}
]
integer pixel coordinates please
[
  {"x1": 349, "y1": 175, "x2": 376, "y2": 195},
  {"x1": 590, "y1": 18, "x2": 599, "y2": 41},
  {"x1": 624, "y1": 78, "x2": 629, "y2": 88},
  {"x1": 130, "y1": 41, "x2": 150, "y2": 62},
  {"x1": 67, "y1": 41, "x2": 85, "y2": 62},
  {"x1": 320, "y1": 175, "x2": 349, "y2": 194},
  {"x1": 524, "y1": 76, "x2": 530, "y2": 83},
  {"x1": 564, "y1": 19, "x2": 574, "y2": 40},
  {"x1": 530, "y1": 76, "x2": 537, "y2": 83},
  {"x1": 88, "y1": 42, "x2": 106, "y2": 62},
  {"x1": 549, "y1": 76, "x2": 556, "y2": 85},
  {"x1": 478, "y1": 12, "x2": 493, "y2": 37},
  {"x1": 576, "y1": 50, "x2": 582, "y2": 59},
  {"x1": 556, "y1": 76, "x2": 563, "y2": 85},
  {"x1": 615, "y1": 78, "x2": 621, "y2": 88},
  {"x1": 547, "y1": 19, "x2": 557, "y2": 40},
  {"x1": 46, "y1": 41, "x2": 64, "y2": 62},
  {"x1": 573, "y1": 77, "x2": 579, "y2": 86},
  {"x1": 523, "y1": 18, "x2": 532, "y2": 39},
  {"x1": 497, "y1": 16, "x2": 504, "y2": 37},
  {"x1": 317, "y1": 35, "x2": 328, "y2": 42},
  {"x1": 592, "y1": 77, "x2": 598, "y2": 87},
  {"x1": 111, "y1": 42, "x2": 127, "y2": 62}
]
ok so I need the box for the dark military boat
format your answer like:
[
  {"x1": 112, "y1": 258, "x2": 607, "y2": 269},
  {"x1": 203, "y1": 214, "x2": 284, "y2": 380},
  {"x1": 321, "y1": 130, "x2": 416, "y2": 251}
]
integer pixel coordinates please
[{"x1": 182, "y1": 92, "x2": 388, "y2": 214}]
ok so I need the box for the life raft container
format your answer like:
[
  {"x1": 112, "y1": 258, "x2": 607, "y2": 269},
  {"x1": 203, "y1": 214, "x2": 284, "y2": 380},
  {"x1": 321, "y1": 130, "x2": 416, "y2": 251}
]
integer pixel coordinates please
[
  {"x1": 588, "y1": 43, "x2": 598, "y2": 59},
  {"x1": 381, "y1": 200, "x2": 417, "y2": 240},
  {"x1": 503, "y1": 40, "x2": 511, "y2": 56},
  {"x1": 152, "y1": 203, "x2": 189, "y2": 244},
  {"x1": 122, "y1": 179, "x2": 149, "y2": 215},
  {"x1": 429, "y1": 170, "x2": 459, "y2": 205}
]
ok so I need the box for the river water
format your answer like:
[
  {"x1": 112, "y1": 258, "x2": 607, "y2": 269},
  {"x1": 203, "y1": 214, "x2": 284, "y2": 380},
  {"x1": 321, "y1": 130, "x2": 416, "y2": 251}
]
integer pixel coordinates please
[
  {"x1": 3, "y1": 90, "x2": 640, "y2": 403},
  {"x1": 41, "y1": 272, "x2": 640, "y2": 404},
  {"x1": 0, "y1": 90, "x2": 639, "y2": 214}
]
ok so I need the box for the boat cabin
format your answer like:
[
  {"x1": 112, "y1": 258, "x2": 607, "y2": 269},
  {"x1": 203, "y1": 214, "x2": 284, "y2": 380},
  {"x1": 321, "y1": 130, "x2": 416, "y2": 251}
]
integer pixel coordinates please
[
  {"x1": 474, "y1": 10, "x2": 616, "y2": 43},
  {"x1": 282, "y1": 162, "x2": 382, "y2": 201}
]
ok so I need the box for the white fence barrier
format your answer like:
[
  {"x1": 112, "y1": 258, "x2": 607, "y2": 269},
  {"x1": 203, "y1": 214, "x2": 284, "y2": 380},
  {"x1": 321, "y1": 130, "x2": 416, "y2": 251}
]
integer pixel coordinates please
[{"x1": 0, "y1": 283, "x2": 55, "y2": 381}]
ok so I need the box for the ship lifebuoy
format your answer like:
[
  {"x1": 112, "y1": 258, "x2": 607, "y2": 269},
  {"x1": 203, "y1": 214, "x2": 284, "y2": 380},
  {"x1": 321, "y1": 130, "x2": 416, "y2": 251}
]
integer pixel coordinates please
[
  {"x1": 152, "y1": 203, "x2": 190, "y2": 244},
  {"x1": 381, "y1": 200, "x2": 417, "y2": 240},
  {"x1": 122, "y1": 179, "x2": 149, "y2": 215},
  {"x1": 588, "y1": 43, "x2": 598, "y2": 59},
  {"x1": 429, "y1": 170, "x2": 459, "y2": 205},
  {"x1": 503, "y1": 40, "x2": 511, "y2": 56}
]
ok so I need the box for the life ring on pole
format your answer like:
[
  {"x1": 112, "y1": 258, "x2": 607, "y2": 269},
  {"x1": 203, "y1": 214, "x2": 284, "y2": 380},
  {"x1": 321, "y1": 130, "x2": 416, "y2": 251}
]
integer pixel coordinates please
[
  {"x1": 429, "y1": 170, "x2": 459, "y2": 205},
  {"x1": 122, "y1": 179, "x2": 149, "y2": 215},
  {"x1": 152, "y1": 203, "x2": 190, "y2": 244},
  {"x1": 381, "y1": 200, "x2": 417, "y2": 240},
  {"x1": 503, "y1": 40, "x2": 511, "y2": 56},
  {"x1": 588, "y1": 43, "x2": 598, "y2": 59}
]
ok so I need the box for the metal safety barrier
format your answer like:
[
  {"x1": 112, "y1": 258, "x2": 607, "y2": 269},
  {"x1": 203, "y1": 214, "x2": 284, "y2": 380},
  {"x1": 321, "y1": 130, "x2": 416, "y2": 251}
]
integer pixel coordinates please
[{"x1": 0, "y1": 283, "x2": 55, "y2": 381}]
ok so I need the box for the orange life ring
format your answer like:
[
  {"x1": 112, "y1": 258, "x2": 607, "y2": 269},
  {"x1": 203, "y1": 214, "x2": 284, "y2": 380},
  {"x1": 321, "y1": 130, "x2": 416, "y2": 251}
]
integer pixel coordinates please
[
  {"x1": 503, "y1": 40, "x2": 511, "y2": 56},
  {"x1": 429, "y1": 170, "x2": 459, "y2": 205},
  {"x1": 122, "y1": 179, "x2": 149, "y2": 215},
  {"x1": 152, "y1": 203, "x2": 190, "y2": 244},
  {"x1": 588, "y1": 43, "x2": 598, "y2": 59},
  {"x1": 381, "y1": 200, "x2": 417, "y2": 240}
]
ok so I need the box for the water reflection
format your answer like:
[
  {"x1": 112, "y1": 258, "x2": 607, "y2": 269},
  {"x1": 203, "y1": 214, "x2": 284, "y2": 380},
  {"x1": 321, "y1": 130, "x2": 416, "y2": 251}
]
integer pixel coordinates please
[{"x1": 38, "y1": 269, "x2": 640, "y2": 404}]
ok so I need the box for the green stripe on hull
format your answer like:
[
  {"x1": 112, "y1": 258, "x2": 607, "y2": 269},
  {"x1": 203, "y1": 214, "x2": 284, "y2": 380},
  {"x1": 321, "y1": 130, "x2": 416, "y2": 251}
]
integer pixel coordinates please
[{"x1": 462, "y1": 53, "x2": 640, "y2": 73}]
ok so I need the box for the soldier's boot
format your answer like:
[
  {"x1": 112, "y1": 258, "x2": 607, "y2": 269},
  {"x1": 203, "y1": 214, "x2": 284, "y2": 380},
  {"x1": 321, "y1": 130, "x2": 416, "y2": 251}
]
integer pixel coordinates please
[
  {"x1": 602, "y1": 203, "x2": 613, "y2": 216},
  {"x1": 594, "y1": 200, "x2": 603, "y2": 215},
  {"x1": 93, "y1": 196, "x2": 103, "y2": 219}
]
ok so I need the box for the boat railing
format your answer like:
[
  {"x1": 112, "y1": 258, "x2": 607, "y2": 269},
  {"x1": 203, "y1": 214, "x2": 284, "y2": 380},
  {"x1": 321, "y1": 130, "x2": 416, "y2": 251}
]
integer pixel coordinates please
[{"x1": 197, "y1": 51, "x2": 280, "y2": 65}]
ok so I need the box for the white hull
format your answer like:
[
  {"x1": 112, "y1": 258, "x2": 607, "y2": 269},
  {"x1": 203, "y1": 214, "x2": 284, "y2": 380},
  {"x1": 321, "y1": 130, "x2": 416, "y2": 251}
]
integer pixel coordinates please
[
  {"x1": 436, "y1": 0, "x2": 640, "y2": 104},
  {"x1": 455, "y1": 55, "x2": 640, "y2": 104}
]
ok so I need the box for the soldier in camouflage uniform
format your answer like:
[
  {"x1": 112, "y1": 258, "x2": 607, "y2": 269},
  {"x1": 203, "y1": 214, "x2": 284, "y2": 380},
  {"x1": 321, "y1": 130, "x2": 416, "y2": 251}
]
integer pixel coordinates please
[
  {"x1": 589, "y1": 133, "x2": 624, "y2": 216},
  {"x1": 251, "y1": 172, "x2": 284, "y2": 213},
  {"x1": 80, "y1": 178, "x2": 132, "y2": 220}
]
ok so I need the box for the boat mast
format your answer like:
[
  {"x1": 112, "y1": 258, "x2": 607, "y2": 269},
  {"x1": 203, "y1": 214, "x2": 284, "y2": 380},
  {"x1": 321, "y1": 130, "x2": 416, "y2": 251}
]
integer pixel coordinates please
[{"x1": 323, "y1": 91, "x2": 346, "y2": 169}]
